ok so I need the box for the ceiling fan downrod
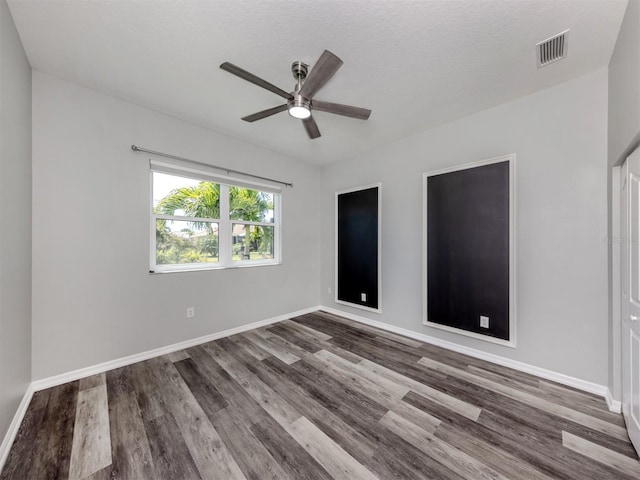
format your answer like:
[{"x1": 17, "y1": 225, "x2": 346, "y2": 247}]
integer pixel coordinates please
[{"x1": 289, "y1": 61, "x2": 311, "y2": 119}]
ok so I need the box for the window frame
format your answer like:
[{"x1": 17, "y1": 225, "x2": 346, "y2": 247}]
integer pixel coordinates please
[
  {"x1": 230, "y1": 221, "x2": 278, "y2": 266},
  {"x1": 150, "y1": 163, "x2": 281, "y2": 273}
]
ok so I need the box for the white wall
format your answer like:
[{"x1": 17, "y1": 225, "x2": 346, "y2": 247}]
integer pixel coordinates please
[
  {"x1": 32, "y1": 72, "x2": 321, "y2": 380},
  {"x1": 321, "y1": 68, "x2": 609, "y2": 385},
  {"x1": 0, "y1": 0, "x2": 32, "y2": 442},
  {"x1": 609, "y1": 0, "x2": 640, "y2": 167},
  {"x1": 26, "y1": 35, "x2": 614, "y2": 388}
]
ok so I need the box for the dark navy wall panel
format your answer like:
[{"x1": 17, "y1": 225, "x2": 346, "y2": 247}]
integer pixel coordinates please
[
  {"x1": 337, "y1": 186, "x2": 379, "y2": 310},
  {"x1": 426, "y1": 161, "x2": 510, "y2": 341}
]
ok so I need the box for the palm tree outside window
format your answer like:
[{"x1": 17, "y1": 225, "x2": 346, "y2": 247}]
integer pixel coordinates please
[{"x1": 151, "y1": 169, "x2": 280, "y2": 272}]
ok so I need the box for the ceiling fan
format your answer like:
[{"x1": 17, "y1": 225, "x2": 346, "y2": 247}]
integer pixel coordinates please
[{"x1": 220, "y1": 50, "x2": 371, "y2": 139}]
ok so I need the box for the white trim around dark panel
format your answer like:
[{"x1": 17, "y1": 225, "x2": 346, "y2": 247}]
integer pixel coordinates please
[
  {"x1": 422, "y1": 154, "x2": 517, "y2": 348},
  {"x1": 334, "y1": 183, "x2": 382, "y2": 314}
]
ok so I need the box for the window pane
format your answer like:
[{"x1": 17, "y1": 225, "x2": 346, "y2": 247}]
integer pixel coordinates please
[
  {"x1": 229, "y1": 187, "x2": 274, "y2": 222},
  {"x1": 232, "y1": 224, "x2": 274, "y2": 261},
  {"x1": 153, "y1": 172, "x2": 220, "y2": 219},
  {"x1": 156, "y1": 219, "x2": 219, "y2": 265}
]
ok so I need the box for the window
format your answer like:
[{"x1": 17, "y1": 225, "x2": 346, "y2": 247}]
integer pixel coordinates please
[{"x1": 150, "y1": 163, "x2": 281, "y2": 272}]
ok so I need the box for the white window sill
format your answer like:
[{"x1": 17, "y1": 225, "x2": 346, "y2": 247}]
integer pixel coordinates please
[{"x1": 149, "y1": 261, "x2": 282, "y2": 274}]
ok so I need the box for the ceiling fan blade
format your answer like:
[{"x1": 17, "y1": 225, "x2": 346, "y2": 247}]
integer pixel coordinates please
[
  {"x1": 312, "y1": 100, "x2": 371, "y2": 120},
  {"x1": 299, "y1": 50, "x2": 343, "y2": 99},
  {"x1": 242, "y1": 104, "x2": 288, "y2": 122},
  {"x1": 302, "y1": 116, "x2": 321, "y2": 139},
  {"x1": 220, "y1": 62, "x2": 293, "y2": 100}
]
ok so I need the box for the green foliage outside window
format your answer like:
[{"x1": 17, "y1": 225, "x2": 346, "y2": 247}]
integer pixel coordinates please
[{"x1": 154, "y1": 181, "x2": 274, "y2": 265}]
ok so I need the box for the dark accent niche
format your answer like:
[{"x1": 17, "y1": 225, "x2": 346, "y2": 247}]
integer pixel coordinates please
[
  {"x1": 424, "y1": 157, "x2": 514, "y2": 344},
  {"x1": 336, "y1": 184, "x2": 381, "y2": 312}
]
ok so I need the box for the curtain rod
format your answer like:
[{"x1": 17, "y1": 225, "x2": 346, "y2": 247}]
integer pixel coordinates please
[{"x1": 131, "y1": 145, "x2": 293, "y2": 187}]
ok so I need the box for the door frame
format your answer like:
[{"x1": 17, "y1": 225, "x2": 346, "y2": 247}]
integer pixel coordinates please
[
  {"x1": 613, "y1": 135, "x2": 640, "y2": 414},
  {"x1": 611, "y1": 164, "x2": 622, "y2": 412}
]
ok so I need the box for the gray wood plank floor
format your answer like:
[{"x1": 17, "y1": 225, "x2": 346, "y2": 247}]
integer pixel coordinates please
[{"x1": 2, "y1": 311, "x2": 639, "y2": 479}]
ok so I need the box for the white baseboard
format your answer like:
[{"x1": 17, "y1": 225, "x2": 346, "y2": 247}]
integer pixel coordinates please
[
  {"x1": 605, "y1": 389, "x2": 622, "y2": 413},
  {"x1": 321, "y1": 306, "x2": 620, "y2": 411},
  {"x1": 31, "y1": 306, "x2": 321, "y2": 392},
  {"x1": 0, "y1": 384, "x2": 34, "y2": 473}
]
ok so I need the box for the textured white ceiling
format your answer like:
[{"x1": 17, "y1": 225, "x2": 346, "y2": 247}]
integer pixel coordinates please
[{"x1": 8, "y1": 0, "x2": 628, "y2": 165}]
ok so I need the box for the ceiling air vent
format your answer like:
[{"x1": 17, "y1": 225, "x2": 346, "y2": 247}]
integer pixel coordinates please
[{"x1": 536, "y1": 30, "x2": 569, "y2": 68}]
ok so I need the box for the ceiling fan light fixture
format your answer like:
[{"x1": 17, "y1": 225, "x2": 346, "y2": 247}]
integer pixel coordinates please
[
  {"x1": 288, "y1": 98, "x2": 311, "y2": 119},
  {"x1": 289, "y1": 106, "x2": 311, "y2": 119}
]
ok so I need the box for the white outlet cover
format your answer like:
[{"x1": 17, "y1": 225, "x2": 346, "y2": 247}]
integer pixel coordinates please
[
  {"x1": 361, "y1": 293, "x2": 367, "y2": 302},
  {"x1": 480, "y1": 315, "x2": 489, "y2": 328}
]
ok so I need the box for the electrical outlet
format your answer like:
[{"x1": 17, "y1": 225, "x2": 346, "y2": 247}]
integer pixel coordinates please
[
  {"x1": 480, "y1": 315, "x2": 489, "y2": 328},
  {"x1": 187, "y1": 307, "x2": 195, "y2": 318},
  {"x1": 328, "y1": 287, "x2": 332, "y2": 294},
  {"x1": 361, "y1": 292, "x2": 367, "y2": 302}
]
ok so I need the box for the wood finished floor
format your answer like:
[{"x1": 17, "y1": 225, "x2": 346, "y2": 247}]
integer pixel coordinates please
[{"x1": 2, "y1": 311, "x2": 639, "y2": 480}]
